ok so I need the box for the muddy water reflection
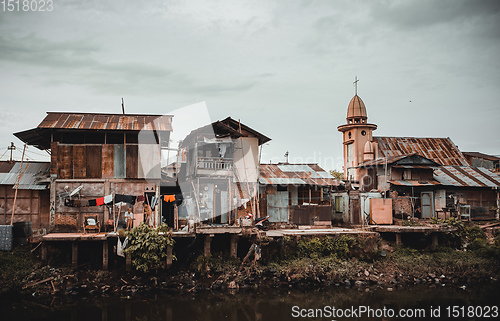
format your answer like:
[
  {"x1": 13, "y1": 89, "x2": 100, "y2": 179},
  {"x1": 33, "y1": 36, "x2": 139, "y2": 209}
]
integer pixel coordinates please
[{"x1": 4, "y1": 285, "x2": 499, "y2": 321}]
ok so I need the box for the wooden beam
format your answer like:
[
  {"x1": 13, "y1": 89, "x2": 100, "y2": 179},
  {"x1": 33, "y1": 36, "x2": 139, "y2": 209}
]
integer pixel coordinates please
[
  {"x1": 230, "y1": 234, "x2": 239, "y2": 258},
  {"x1": 41, "y1": 242, "x2": 48, "y2": 264},
  {"x1": 72, "y1": 242, "x2": 78, "y2": 269},
  {"x1": 166, "y1": 244, "x2": 173, "y2": 269},
  {"x1": 395, "y1": 233, "x2": 401, "y2": 246},
  {"x1": 126, "y1": 253, "x2": 132, "y2": 271},
  {"x1": 431, "y1": 233, "x2": 439, "y2": 250},
  {"x1": 102, "y1": 240, "x2": 108, "y2": 270},
  {"x1": 204, "y1": 234, "x2": 213, "y2": 256}
]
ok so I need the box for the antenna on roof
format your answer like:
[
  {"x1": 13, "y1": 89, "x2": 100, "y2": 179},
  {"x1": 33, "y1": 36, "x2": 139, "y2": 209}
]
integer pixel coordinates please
[
  {"x1": 284, "y1": 151, "x2": 289, "y2": 164},
  {"x1": 121, "y1": 98, "x2": 125, "y2": 115}
]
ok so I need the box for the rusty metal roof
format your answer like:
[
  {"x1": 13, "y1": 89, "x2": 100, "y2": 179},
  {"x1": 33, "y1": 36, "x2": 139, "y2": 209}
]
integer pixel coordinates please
[
  {"x1": 15, "y1": 112, "x2": 173, "y2": 150},
  {"x1": 0, "y1": 161, "x2": 50, "y2": 190},
  {"x1": 180, "y1": 117, "x2": 271, "y2": 148},
  {"x1": 358, "y1": 153, "x2": 441, "y2": 168},
  {"x1": 39, "y1": 112, "x2": 172, "y2": 131},
  {"x1": 374, "y1": 136, "x2": 469, "y2": 166},
  {"x1": 434, "y1": 166, "x2": 500, "y2": 188},
  {"x1": 388, "y1": 180, "x2": 441, "y2": 187},
  {"x1": 463, "y1": 152, "x2": 500, "y2": 162},
  {"x1": 259, "y1": 163, "x2": 341, "y2": 186}
]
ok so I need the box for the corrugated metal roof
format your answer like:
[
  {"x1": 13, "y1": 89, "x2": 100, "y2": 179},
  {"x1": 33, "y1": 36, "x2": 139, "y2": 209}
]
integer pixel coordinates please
[
  {"x1": 434, "y1": 166, "x2": 500, "y2": 188},
  {"x1": 359, "y1": 155, "x2": 409, "y2": 167},
  {"x1": 260, "y1": 163, "x2": 341, "y2": 186},
  {"x1": 0, "y1": 161, "x2": 50, "y2": 190},
  {"x1": 277, "y1": 164, "x2": 312, "y2": 172},
  {"x1": 463, "y1": 152, "x2": 500, "y2": 162},
  {"x1": 39, "y1": 112, "x2": 173, "y2": 131},
  {"x1": 358, "y1": 153, "x2": 440, "y2": 168},
  {"x1": 388, "y1": 180, "x2": 441, "y2": 187},
  {"x1": 374, "y1": 137, "x2": 469, "y2": 166}
]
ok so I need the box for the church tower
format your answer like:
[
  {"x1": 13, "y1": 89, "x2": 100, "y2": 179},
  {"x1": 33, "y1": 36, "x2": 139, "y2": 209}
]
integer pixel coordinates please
[{"x1": 337, "y1": 78, "x2": 377, "y2": 182}]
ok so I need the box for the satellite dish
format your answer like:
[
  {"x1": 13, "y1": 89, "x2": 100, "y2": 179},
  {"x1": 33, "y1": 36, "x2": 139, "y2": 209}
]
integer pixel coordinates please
[{"x1": 70, "y1": 185, "x2": 83, "y2": 197}]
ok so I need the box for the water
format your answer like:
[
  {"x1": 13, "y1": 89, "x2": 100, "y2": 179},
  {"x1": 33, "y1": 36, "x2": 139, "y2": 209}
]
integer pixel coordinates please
[{"x1": 3, "y1": 285, "x2": 499, "y2": 321}]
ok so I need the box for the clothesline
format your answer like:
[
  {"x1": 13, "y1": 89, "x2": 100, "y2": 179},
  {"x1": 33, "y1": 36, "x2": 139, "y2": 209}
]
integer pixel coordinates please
[{"x1": 63, "y1": 193, "x2": 183, "y2": 208}]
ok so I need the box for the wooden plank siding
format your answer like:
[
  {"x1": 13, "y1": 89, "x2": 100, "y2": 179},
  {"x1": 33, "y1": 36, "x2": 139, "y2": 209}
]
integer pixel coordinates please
[
  {"x1": 51, "y1": 142, "x2": 58, "y2": 175},
  {"x1": 72, "y1": 145, "x2": 87, "y2": 178},
  {"x1": 58, "y1": 145, "x2": 73, "y2": 179},
  {"x1": 101, "y1": 144, "x2": 114, "y2": 178},
  {"x1": 0, "y1": 186, "x2": 50, "y2": 229},
  {"x1": 126, "y1": 145, "x2": 138, "y2": 178},
  {"x1": 50, "y1": 143, "x2": 145, "y2": 180},
  {"x1": 86, "y1": 145, "x2": 102, "y2": 178}
]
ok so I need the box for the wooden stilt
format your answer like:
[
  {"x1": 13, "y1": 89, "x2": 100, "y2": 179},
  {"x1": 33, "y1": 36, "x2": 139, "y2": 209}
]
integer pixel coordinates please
[
  {"x1": 126, "y1": 253, "x2": 132, "y2": 271},
  {"x1": 101, "y1": 306, "x2": 108, "y2": 321},
  {"x1": 125, "y1": 302, "x2": 131, "y2": 321},
  {"x1": 166, "y1": 306, "x2": 172, "y2": 321},
  {"x1": 230, "y1": 234, "x2": 239, "y2": 258},
  {"x1": 103, "y1": 240, "x2": 108, "y2": 270},
  {"x1": 166, "y1": 244, "x2": 173, "y2": 269},
  {"x1": 72, "y1": 242, "x2": 78, "y2": 269},
  {"x1": 204, "y1": 234, "x2": 213, "y2": 256},
  {"x1": 395, "y1": 233, "x2": 401, "y2": 246},
  {"x1": 41, "y1": 242, "x2": 48, "y2": 264},
  {"x1": 432, "y1": 233, "x2": 439, "y2": 249}
]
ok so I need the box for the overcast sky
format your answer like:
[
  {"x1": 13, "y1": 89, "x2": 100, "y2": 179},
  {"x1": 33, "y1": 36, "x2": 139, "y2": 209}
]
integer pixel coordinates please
[{"x1": 1, "y1": 0, "x2": 499, "y2": 170}]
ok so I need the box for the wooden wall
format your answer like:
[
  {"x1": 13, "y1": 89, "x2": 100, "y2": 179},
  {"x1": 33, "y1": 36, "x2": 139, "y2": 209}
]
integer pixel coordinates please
[
  {"x1": 0, "y1": 186, "x2": 50, "y2": 230},
  {"x1": 51, "y1": 143, "x2": 148, "y2": 180},
  {"x1": 53, "y1": 180, "x2": 158, "y2": 232}
]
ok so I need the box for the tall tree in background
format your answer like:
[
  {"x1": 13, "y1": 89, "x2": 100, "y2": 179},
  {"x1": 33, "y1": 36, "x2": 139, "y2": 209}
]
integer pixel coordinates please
[{"x1": 329, "y1": 169, "x2": 344, "y2": 180}]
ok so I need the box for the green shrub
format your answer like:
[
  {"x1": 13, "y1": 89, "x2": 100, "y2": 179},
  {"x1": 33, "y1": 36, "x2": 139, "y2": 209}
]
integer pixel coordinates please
[
  {"x1": 296, "y1": 236, "x2": 356, "y2": 259},
  {"x1": 123, "y1": 223, "x2": 175, "y2": 272}
]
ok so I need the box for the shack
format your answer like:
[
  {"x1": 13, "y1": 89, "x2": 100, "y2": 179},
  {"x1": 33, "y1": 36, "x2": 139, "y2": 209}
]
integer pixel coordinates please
[
  {"x1": 14, "y1": 112, "x2": 173, "y2": 232},
  {"x1": 175, "y1": 117, "x2": 270, "y2": 229},
  {"x1": 259, "y1": 163, "x2": 340, "y2": 226},
  {"x1": 0, "y1": 161, "x2": 50, "y2": 234},
  {"x1": 463, "y1": 152, "x2": 500, "y2": 173}
]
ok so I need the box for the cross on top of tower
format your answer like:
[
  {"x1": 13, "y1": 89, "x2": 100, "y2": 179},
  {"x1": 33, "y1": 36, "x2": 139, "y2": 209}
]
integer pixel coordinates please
[{"x1": 353, "y1": 76, "x2": 359, "y2": 95}]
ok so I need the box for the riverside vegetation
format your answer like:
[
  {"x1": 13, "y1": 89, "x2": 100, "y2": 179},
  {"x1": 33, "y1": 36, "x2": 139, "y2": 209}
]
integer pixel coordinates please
[{"x1": 1, "y1": 219, "x2": 499, "y2": 298}]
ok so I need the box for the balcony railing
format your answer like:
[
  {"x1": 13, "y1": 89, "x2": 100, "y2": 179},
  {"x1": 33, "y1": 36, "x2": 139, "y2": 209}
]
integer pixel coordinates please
[{"x1": 197, "y1": 157, "x2": 233, "y2": 172}]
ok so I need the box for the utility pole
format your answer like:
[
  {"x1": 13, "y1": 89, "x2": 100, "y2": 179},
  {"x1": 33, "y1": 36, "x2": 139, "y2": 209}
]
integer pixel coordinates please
[
  {"x1": 121, "y1": 98, "x2": 125, "y2": 115},
  {"x1": 11, "y1": 144, "x2": 26, "y2": 225}
]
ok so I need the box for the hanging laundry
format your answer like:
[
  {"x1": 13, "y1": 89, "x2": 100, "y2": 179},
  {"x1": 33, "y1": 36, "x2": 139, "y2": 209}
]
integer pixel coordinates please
[
  {"x1": 117, "y1": 237, "x2": 128, "y2": 257},
  {"x1": 88, "y1": 199, "x2": 97, "y2": 207},
  {"x1": 164, "y1": 195, "x2": 176, "y2": 202},
  {"x1": 80, "y1": 199, "x2": 89, "y2": 207},
  {"x1": 115, "y1": 194, "x2": 136, "y2": 205},
  {"x1": 73, "y1": 200, "x2": 81, "y2": 208},
  {"x1": 96, "y1": 197, "x2": 105, "y2": 206},
  {"x1": 104, "y1": 194, "x2": 113, "y2": 205},
  {"x1": 150, "y1": 196, "x2": 158, "y2": 210},
  {"x1": 175, "y1": 194, "x2": 184, "y2": 206},
  {"x1": 64, "y1": 199, "x2": 74, "y2": 207},
  {"x1": 136, "y1": 195, "x2": 145, "y2": 203}
]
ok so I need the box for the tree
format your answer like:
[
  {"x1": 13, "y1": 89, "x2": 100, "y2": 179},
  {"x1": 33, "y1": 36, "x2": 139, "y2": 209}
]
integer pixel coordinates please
[{"x1": 329, "y1": 169, "x2": 344, "y2": 180}]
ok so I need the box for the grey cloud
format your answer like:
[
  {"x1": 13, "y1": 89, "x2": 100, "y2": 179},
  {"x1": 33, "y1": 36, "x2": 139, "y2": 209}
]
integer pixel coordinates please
[
  {"x1": 370, "y1": 0, "x2": 500, "y2": 33},
  {"x1": 0, "y1": 34, "x2": 256, "y2": 96}
]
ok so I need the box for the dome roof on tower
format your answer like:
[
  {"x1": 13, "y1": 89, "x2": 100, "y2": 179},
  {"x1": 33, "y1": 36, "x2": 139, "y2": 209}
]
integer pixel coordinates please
[{"x1": 347, "y1": 95, "x2": 367, "y2": 120}]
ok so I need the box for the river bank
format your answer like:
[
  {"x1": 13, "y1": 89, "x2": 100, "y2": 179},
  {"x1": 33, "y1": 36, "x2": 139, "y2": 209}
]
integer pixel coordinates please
[{"x1": 1, "y1": 231, "x2": 499, "y2": 300}]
